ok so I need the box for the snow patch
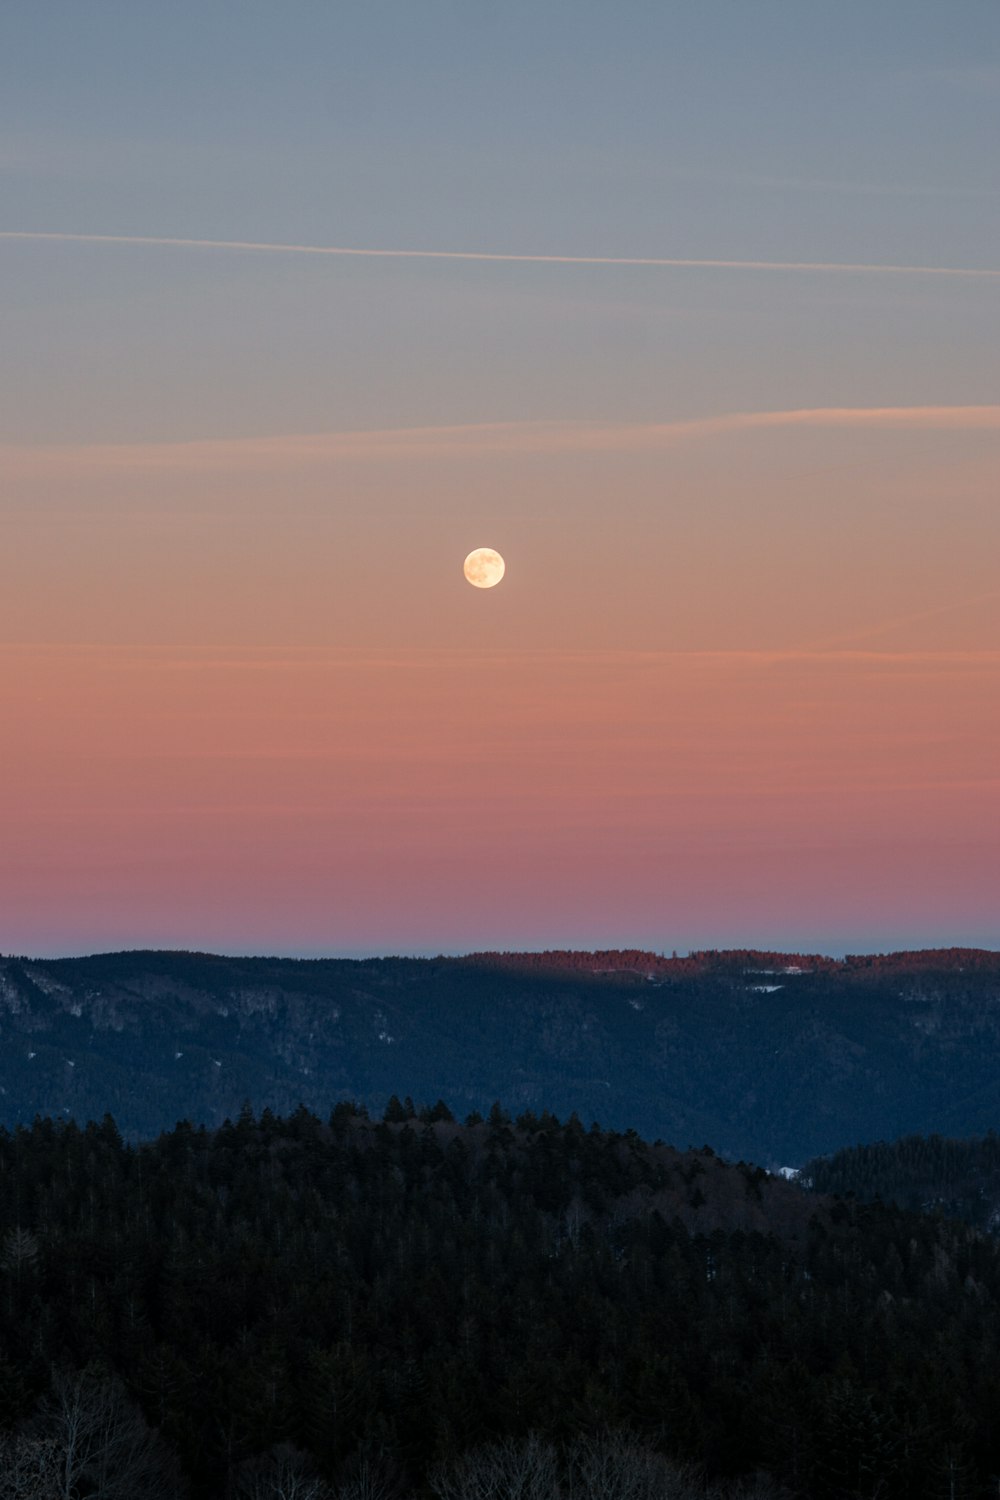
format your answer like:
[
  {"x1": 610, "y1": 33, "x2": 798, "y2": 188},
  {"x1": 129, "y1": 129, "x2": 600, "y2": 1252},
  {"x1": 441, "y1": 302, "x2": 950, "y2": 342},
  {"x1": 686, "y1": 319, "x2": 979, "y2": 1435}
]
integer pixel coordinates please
[{"x1": 25, "y1": 967, "x2": 71, "y2": 997}]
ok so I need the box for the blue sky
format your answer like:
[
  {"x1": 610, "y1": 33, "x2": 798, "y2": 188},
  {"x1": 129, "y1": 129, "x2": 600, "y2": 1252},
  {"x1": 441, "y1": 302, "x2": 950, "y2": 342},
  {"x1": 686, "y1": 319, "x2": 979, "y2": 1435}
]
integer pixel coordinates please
[
  {"x1": 2, "y1": 3, "x2": 998, "y2": 443},
  {"x1": 4, "y1": 3, "x2": 998, "y2": 255}
]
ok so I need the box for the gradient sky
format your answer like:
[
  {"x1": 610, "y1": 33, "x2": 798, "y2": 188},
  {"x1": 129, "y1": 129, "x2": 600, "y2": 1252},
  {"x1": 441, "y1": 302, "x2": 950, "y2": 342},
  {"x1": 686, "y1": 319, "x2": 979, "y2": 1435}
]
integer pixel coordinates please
[{"x1": 1, "y1": 2, "x2": 998, "y2": 957}]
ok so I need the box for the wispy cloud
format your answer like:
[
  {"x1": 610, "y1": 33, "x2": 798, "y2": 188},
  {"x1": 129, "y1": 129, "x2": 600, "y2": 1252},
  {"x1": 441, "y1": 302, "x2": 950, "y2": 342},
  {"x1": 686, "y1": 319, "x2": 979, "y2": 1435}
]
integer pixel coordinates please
[
  {"x1": 3, "y1": 643, "x2": 999, "y2": 669},
  {"x1": 1, "y1": 229, "x2": 998, "y2": 279},
  {"x1": 897, "y1": 64, "x2": 1000, "y2": 95},
  {"x1": 4, "y1": 405, "x2": 999, "y2": 477},
  {"x1": 568, "y1": 404, "x2": 1000, "y2": 453},
  {"x1": 797, "y1": 591, "x2": 1000, "y2": 652},
  {"x1": 717, "y1": 171, "x2": 997, "y2": 201}
]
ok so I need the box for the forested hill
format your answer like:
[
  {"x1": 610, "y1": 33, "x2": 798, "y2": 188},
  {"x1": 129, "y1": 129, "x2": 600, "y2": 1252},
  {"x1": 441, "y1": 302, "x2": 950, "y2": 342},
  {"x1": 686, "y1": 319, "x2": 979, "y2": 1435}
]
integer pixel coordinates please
[
  {"x1": 1, "y1": 947, "x2": 999, "y2": 1163},
  {"x1": 464, "y1": 946, "x2": 1000, "y2": 978},
  {"x1": 2, "y1": 1105, "x2": 1000, "y2": 1499},
  {"x1": 806, "y1": 1131, "x2": 1000, "y2": 1233}
]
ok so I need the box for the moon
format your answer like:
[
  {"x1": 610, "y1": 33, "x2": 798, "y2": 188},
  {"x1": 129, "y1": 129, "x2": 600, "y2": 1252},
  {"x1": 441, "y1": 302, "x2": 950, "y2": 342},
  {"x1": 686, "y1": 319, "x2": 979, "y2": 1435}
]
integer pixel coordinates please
[{"x1": 463, "y1": 547, "x2": 505, "y2": 589}]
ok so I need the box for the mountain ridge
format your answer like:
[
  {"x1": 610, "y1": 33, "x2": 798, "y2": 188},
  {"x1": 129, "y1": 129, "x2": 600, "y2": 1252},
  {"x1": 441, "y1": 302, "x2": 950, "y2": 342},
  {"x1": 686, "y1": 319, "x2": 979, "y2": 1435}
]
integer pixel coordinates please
[{"x1": 2, "y1": 946, "x2": 999, "y2": 1162}]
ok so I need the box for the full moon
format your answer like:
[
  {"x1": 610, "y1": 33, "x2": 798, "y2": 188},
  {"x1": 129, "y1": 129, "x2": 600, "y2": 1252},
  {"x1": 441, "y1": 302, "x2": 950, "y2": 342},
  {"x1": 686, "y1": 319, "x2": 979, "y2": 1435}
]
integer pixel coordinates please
[{"x1": 463, "y1": 547, "x2": 505, "y2": 589}]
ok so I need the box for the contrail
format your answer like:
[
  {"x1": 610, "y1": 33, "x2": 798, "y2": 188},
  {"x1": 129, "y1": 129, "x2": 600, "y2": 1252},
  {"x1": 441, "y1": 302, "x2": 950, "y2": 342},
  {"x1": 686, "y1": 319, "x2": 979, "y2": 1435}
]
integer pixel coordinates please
[{"x1": 1, "y1": 229, "x2": 999, "y2": 279}]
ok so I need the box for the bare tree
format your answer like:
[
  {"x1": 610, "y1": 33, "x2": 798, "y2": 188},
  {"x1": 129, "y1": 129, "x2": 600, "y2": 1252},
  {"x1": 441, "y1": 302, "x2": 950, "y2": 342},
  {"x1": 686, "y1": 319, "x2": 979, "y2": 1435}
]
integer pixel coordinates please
[
  {"x1": 705, "y1": 1479, "x2": 793, "y2": 1500},
  {"x1": 38, "y1": 1365, "x2": 184, "y2": 1500},
  {"x1": 428, "y1": 1434, "x2": 561, "y2": 1500},
  {"x1": 568, "y1": 1432, "x2": 701, "y2": 1500},
  {"x1": 0, "y1": 1431, "x2": 61, "y2": 1500},
  {"x1": 228, "y1": 1442, "x2": 334, "y2": 1500},
  {"x1": 335, "y1": 1456, "x2": 399, "y2": 1500}
]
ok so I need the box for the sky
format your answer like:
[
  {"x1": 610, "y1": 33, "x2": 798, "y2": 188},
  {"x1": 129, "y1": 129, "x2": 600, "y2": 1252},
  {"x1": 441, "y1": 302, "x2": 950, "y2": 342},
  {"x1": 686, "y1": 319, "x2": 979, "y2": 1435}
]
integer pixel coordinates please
[{"x1": 1, "y1": 1, "x2": 998, "y2": 958}]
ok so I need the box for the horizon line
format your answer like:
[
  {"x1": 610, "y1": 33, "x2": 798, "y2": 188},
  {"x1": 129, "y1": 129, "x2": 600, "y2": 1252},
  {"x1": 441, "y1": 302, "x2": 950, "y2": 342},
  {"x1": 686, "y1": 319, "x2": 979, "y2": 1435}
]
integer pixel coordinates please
[
  {"x1": 6, "y1": 943, "x2": 998, "y2": 965},
  {"x1": 2, "y1": 229, "x2": 999, "y2": 280}
]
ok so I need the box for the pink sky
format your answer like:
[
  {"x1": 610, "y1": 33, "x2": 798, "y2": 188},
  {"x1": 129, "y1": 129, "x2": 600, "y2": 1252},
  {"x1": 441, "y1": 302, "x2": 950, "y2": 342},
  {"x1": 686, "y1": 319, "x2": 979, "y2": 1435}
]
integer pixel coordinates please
[
  {"x1": 2, "y1": 408, "x2": 997, "y2": 957},
  {"x1": 3, "y1": 5, "x2": 998, "y2": 957}
]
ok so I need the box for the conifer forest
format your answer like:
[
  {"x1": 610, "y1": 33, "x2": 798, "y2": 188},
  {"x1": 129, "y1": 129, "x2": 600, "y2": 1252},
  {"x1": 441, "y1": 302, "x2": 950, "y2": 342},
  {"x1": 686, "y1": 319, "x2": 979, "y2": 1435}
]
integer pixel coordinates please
[{"x1": 1, "y1": 1103, "x2": 999, "y2": 1499}]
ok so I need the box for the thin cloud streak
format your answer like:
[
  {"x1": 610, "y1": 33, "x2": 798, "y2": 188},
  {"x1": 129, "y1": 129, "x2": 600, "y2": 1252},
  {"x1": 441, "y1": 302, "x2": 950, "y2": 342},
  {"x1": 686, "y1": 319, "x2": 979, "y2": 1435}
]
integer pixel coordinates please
[
  {"x1": 579, "y1": 404, "x2": 1000, "y2": 453},
  {"x1": 3, "y1": 643, "x2": 999, "y2": 668},
  {"x1": 798, "y1": 591, "x2": 1000, "y2": 652},
  {"x1": 1, "y1": 229, "x2": 999, "y2": 279},
  {"x1": 4, "y1": 405, "x2": 999, "y2": 476}
]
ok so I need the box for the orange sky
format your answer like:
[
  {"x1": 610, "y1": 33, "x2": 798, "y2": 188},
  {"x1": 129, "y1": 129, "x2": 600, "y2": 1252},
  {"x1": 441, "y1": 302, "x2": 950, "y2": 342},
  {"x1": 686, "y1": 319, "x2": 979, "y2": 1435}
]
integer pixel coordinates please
[
  {"x1": 3, "y1": 411, "x2": 998, "y2": 656},
  {"x1": 2, "y1": 409, "x2": 997, "y2": 955}
]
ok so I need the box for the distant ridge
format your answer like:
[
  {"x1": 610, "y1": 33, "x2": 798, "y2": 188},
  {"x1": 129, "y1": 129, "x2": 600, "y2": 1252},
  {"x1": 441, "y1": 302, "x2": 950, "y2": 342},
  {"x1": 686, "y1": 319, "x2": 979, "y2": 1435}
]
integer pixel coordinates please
[
  {"x1": 1, "y1": 947, "x2": 999, "y2": 1160},
  {"x1": 457, "y1": 946, "x2": 1000, "y2": 976}
]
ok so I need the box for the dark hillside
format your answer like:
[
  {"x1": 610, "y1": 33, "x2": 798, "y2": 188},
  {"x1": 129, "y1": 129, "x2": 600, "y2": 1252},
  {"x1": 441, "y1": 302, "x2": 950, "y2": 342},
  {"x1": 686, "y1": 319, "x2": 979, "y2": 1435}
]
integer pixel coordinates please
[
  {"x1": 2, "y1": 948, "x2": 999, "y2": 1162},
  {"x1": 806, "y1": 1130, "x2": 1000, "y2": 1232},
  {"x1": 1, "y1": 1106, "x2": 999, "y2": 1498}
]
